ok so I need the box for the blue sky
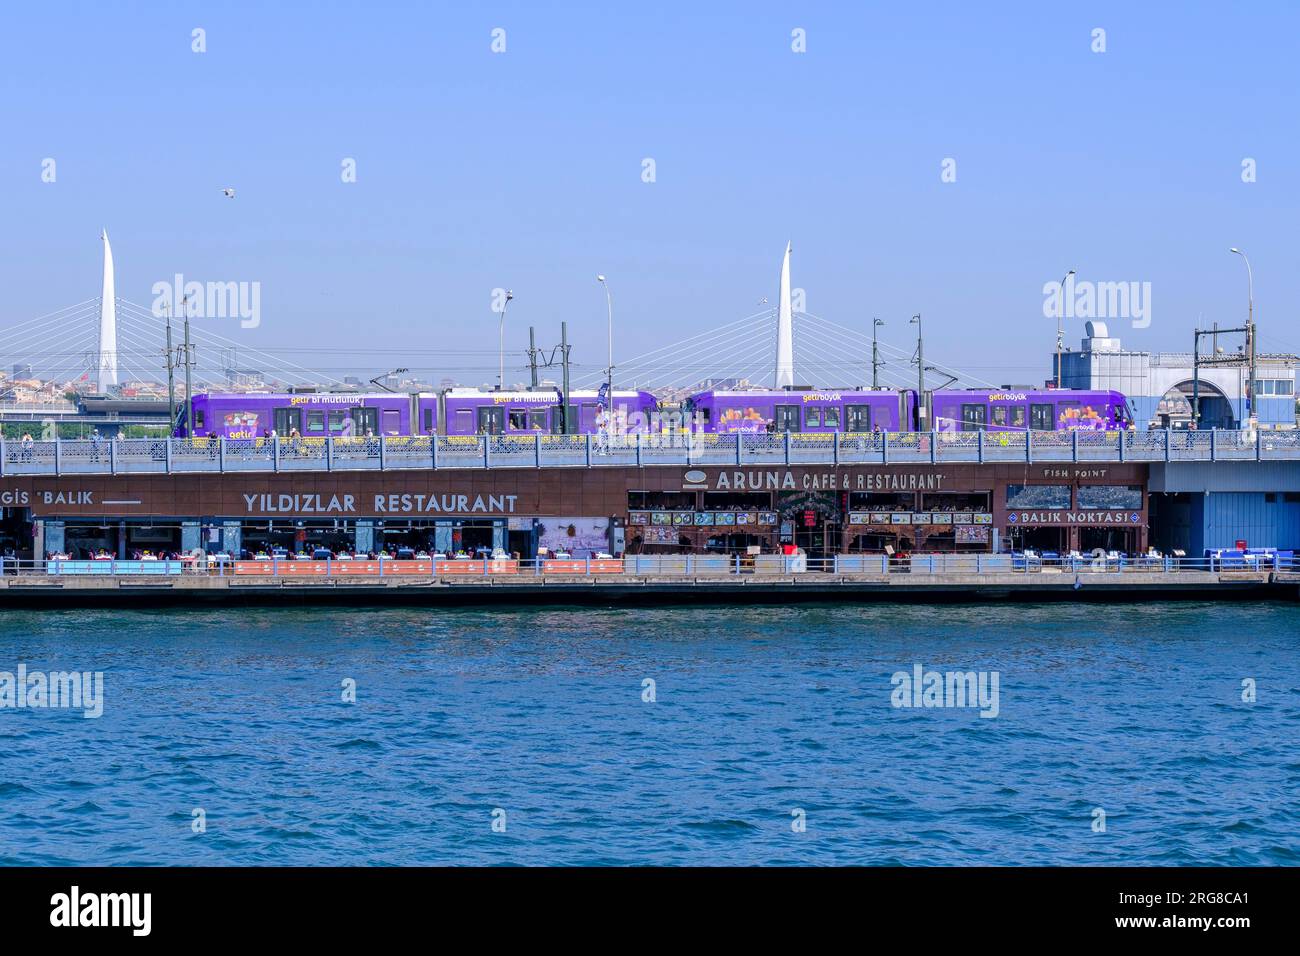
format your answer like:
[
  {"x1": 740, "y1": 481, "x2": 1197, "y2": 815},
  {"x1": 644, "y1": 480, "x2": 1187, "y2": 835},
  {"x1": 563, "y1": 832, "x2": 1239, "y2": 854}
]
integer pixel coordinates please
[{"x1": 2, "y1": 1, "x2": 1298, "y2": 387}]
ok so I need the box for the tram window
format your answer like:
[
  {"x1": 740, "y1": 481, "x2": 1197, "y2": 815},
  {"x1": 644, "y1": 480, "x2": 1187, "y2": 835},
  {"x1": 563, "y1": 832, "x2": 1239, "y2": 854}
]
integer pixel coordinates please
[
  {"x1": 381, "y1": 409, "x2": 401, "y2": 435},
  {"x1": 806, "y1": 407, "x2": 822, "y2": 427},
  {"x1": 306, "y1": 411, "x2": 326, "y2": 434},
  {"x1": 453, "y1": 409, "x2": 474, "y2": 434},
  {"x1": 960, "y1": 404, "x2": 987, "y2": 432},
  {"x1": 422, "y1": 408, "x2": 435, "y2": 433},
  {"x1": 824, "y1": 406, "x2": 841, "y2": 428},
  {"x1": 194, "y1": 409, "x2": 205, "y2": 429},
  {"x1": 328, "y1": 410, "x2": 348, "y2": 433},
  {"x1": 1011, "y1": 406, "x2": 1026, "y2": 428},
  {"x1": 508, "y1": 409, "x2": 529, "y2": 430},
  {"x1": 1030, "y1": 403, "x2": 1054, "y2": 430},
  {"x1": 528, "y1": 409, "x2": 549, "y2": 431},
  {"x1": 991, "y1": 406, "x2": 1008, "y2": 426}
]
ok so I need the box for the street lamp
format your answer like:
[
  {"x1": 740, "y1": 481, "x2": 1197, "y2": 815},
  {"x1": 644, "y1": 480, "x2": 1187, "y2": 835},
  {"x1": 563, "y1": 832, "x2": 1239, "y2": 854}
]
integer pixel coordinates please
[
  {"x1": 1229, "y1": 248, "x2": 1256, "y2": 426},
  {"x1": 597, "y1": 275, "x2": 613, "y2": 403},
  {"x1": 1056, "y1": 269, "x2": 1075, "y2": 389},
  {"x1": 872, "y1": 317, "x2": 884, "y2": 389},
  {"x1": 910, "y1": 314, "x2": 924, "y2": 430},
  {"x1": 498, "y1": 290, "x2": 514, "y2": 390}
]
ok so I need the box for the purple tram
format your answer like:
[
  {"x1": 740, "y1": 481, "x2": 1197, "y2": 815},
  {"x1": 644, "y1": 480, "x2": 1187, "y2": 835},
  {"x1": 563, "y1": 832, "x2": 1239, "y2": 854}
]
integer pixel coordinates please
[
  {"x1": 180, "y1": 392, "x2": 438, "y2": 439},
  {"x1": 684, "y1": 389, "x2": 917, "y2": 434},
  {"x1": 929, "y1": 389, "x2": 1131, "y2": 433},
  {"x1": 440, "y1": 388, "x2": 659, "y2": 435}
]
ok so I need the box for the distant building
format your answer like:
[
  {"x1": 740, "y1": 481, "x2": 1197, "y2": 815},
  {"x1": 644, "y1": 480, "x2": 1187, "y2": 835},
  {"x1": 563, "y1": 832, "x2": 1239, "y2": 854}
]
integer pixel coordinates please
[
  {"x1": 1058, "y1": 321, "x2": 1297, "y2": 428},
  {"x1": 11, "y1": 363, "x2": 32, "y2": 379}
]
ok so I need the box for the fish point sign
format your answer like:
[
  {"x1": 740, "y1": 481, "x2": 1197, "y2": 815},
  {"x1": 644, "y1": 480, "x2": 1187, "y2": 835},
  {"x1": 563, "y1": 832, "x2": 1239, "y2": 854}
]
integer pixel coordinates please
[{"x1": 1006, "y1": 510, "x2": 1143, "y2": 525}]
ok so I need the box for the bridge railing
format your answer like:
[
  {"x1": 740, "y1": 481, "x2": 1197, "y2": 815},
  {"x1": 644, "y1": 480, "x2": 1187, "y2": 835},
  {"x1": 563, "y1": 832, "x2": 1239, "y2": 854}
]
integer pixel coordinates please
[{"x1": 0, "y1": 428, "x2": 1296, "y2": 475}]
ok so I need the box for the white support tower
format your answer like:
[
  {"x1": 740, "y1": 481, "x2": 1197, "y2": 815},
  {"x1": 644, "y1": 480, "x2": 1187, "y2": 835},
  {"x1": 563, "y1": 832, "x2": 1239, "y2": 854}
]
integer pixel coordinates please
[
  {"x1": 97, "y1": 229, "x2": 118, "y2": 391},
  {"x1": 773, "y1": 240, "x2": 794, "y2": 388}
]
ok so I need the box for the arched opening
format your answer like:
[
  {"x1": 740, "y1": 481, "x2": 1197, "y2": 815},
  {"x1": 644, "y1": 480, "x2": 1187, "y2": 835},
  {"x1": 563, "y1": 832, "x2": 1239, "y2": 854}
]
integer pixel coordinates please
[{"x1": 1153, "y1": 380, "x2": 1236, "y2": 430}]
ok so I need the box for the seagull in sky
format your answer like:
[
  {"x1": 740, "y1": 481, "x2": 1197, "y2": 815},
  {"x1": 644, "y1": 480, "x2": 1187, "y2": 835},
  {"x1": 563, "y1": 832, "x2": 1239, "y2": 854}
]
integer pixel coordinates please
[{"x1": 221, "y1": 187, "x2": 236, "y2": 198}]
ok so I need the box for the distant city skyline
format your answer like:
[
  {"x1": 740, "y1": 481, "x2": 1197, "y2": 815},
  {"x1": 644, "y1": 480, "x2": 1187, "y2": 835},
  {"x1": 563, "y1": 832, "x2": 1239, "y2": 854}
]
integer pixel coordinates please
[{"x1": 4, "y1": 3, "x2": 1299, "y2": 389}]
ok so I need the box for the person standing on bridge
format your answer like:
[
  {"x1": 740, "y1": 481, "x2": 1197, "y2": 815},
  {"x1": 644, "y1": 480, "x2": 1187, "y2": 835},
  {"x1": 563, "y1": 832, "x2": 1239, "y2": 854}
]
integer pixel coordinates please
[{"x1": 20, "y1": 432, "x2": 33, "y2": 462}]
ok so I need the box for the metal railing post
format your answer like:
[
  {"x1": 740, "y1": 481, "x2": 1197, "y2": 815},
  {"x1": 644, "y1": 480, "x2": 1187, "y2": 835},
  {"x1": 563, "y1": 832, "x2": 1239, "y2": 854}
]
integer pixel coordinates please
[
  {"x1": 431, "y1": 436, "x2": 438, "y2": 470},
  {"x1": 273, "y1": 436, "x2": 280, "y2": 472},
  {"x1": 585, "y1": 434, "x2": 592, "y2": 467},
  {"x1": 1026, "y1": 430, "x2": 1033, "y2": 463},
  {"x1": 930, "y1": 430, "x2": 937, "y2": 464},
  {"x1": 735, "y1": 433, "x2": 742, "y2": 466},
  {"x1": 977, "y1": 430, "x2": 984, "y2": 463},
  {"x1": 326, "y1": 436, "x2": 333, "y2": 471},
  {"x1": 535, "y1": 433, "x2": 541, "y2": 468},
  {"x1": 637, "y1": 432, "x2": 643, "y2": 467},
  {"x1": 166, "y1": 438, "x2": 173, "y2": 473},
  {"x1": 833, "y1": 431, "x2": 840, "y2": 465},
  {"x1": 882, "y1": 432, "x2": 889, "y2": 464},
  {"x1": 1071, "y1": 430, "x2": 1078, "y2": 461},
  {"x1": 784, "y1": 431, "x2": 791, "y2": 465},
  {"x1": 1164, "y1": 427, "x2": 1170, "y2": 461},
  {"x1": 1210, "y1": 430, "x2": 1217, "y2": 462},
  {"x1": 484, "y1": 436, "x2": 490, "y2": 468},
  {"x1": 109, "y1": 438, "x2": 116, "y2": 475},
  {"x1": 219, "y1": 437, "x2": 226, "y2": 472},
  {"x1": 54, "y1": 437, "x2": 61, "y2": 476},
  {"x1": 0, "y1": 437, "x2": 5, "y2": 477},
  {"x1": 379, "y1": 435, "x2": 386, "y2": 470},
  {"x1": 1118, "y1": 429, "x2": 1126, "y2": 462}
]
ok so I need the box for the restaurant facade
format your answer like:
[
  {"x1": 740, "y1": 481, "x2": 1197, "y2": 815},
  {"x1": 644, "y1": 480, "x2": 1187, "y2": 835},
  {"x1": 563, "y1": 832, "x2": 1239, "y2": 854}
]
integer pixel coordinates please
[{"x1": 0, "y1": 460, "x2": 1151, "y2": 560}]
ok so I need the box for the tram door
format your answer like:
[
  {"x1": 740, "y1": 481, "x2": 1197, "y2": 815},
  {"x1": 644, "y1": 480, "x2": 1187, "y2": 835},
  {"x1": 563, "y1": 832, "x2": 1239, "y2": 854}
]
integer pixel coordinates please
[
  {"x1": 477, "y1": 406, "x2": 504, "y2": 435},
  {"x1": 1030, "y1": 403, "x2": 1054, "y2": 431},
  {"x1": 774, "y1": 404, "x2": 800, "y2": 433},
  {"x1": 960, "y1": 403, "x2": 987, "y2": 432},
  {"x1": 846, "y1": 404, "x2": 872, "y2": 432},
  {"x1": 351, "y1": 407, "x2": 379, "y2": 436},
  {"x1": 274, "y1": 407, "x2": 302, "y2": 436}
]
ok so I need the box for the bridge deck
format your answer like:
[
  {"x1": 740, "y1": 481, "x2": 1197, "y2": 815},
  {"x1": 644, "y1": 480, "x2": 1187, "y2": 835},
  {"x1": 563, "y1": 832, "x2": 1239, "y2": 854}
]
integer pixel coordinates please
[{"x1": 2, "y1": 429, "x2": 1299, "y2": 475}]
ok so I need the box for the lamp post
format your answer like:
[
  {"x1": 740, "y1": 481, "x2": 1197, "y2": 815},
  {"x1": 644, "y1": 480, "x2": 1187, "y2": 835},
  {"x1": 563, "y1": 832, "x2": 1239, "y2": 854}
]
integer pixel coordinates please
[
  {"x1": 597, "y1": 274, "x2": 613, "y2": 402},
  {"x1": 911, "y1": 314, "x2": 924, "y2": 430},
  {"x1": 1229, "y1": 248, "x2": 1256, "y2": 427},
  {"x1": 1056, "y1": 269, "x2": 1075, "y2": 389},
  {"x1": 498, "y1": 290, "x2": 514, "y2": 390},
  {"x1": 872, "y1": 317, "x2": 884, "y2": 388}
]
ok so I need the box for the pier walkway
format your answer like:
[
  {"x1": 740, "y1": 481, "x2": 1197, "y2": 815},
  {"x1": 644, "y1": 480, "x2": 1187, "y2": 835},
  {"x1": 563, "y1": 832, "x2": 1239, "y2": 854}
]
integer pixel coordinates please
[
  {"x1": 4, "y1": 429, "x2": 1300, "y2": 475},
  {"x1": 3, "y1": 555, "x2": 1294, "y2": 606}
]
